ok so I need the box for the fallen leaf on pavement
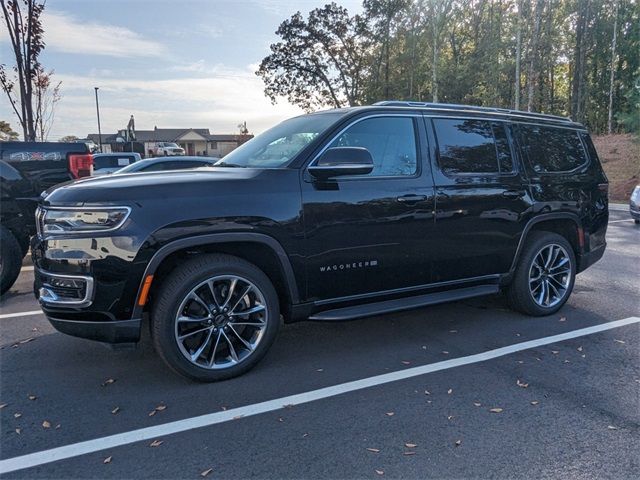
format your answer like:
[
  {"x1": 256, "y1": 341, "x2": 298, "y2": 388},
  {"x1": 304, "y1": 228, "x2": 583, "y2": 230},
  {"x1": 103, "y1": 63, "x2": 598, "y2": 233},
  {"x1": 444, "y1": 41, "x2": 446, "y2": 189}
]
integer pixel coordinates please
[
  {"x1": 385, "y1": 412, "x2": 394, "y2": 416},
  {"x1": 455, "y1": 440, "x2": 462, "y2": 447},
  {"x1": 102, "y1": 378, "x2": 115, "y2": 387},
  {"x1": 473, "y1": 402, "x2": 482, "y2": 407},
  {"x1": 13, "y1": 412, "x2": 21, "y2": 418},
  {"x1": 559, "y1": 316, "x2": 566, "y2": 322},
  {"x1": 405, "y1": 443, "x2": 417, "y2": 448},
  {"x1": 401, "y1": 361, "x2": 411, "y2": 365},
  {"x1": 148, "y1": 410, "x2": 156, "y2": 417},
  {"x1": 516, "y1": 379, "x2": 529, "y2": 388},
  {"x1": 375, "y1": 469, "x2": 384, "y2": 475},
  {"x1": 42, "y1": 420, "x2": 51, "y2": 428},
  {"x1": 424, "y1": 390, "x2": 430, "y2": 395},
  {"x1": 551, "y1": 350, "x2": 559, "y2": 354},
  {"x1": 607, "y1": 425, "x2": 618, "y2": 430},
  {"x1": 447, "y1": 415, "x2": 454, "y2": 420},
  {"x1": 302, "y1": 433, "x2": 309, "y2": 438},
  {"x1": 28, "y1": 394, "x2": 37, "y2": 401},
  {"x1": 155, "y1": 405, "x2": 166, "y2": 411},
  {"x1": 15, "y1": 428, "x2": 21, "y2": 435},
  {"x1": 577, "y1": 346, "x2": 583, "y2": 352},
  {"x1": 103, "y1": 456, "x2": 112, "y2": 464},
  {"x1": 0, "y1": 403, "x2": 7, "y2": 409},
  {"x1": 442, "y1": 351, "x2": 449, "y2": 355},
  {"x1": 149, "y1": 439, "x2": 163, "y2": 447},
  {"x1": 278, "y1": 417, "x2": 284, "y2": 422},
  {"x1": 200, "y1": 468, "x2": 213, "y2": 477},
  {"x1": 55, "y1": 424, "x2": 61, "y2": 429},
  {"x1": 613, "y1": 339, "x2": 625, "y2": 344},
  {"x1": 367, "y1": 448, "x2": 380, "y2": 453},
  {"x1": 403, "y1": 451, "x2": 416, "y2": 455},
  {"x1": 447, "y1": 388, "x2": 453, "y2": 395},
  {"x1": 530, "y1": 401, "x2": 539, "y2": 405},
  {"x1": 449, "y1": 330, "x2": 457, "y2": 333},
  {"x1": 489, "y1": 408, "x2": 503, "y2": 413},
  {"x1": 316, "y1": 368, "x2": 323, "y2": 372},
  {"x1": 111, "y1": 407, "x2": 120, "y2": 414}
]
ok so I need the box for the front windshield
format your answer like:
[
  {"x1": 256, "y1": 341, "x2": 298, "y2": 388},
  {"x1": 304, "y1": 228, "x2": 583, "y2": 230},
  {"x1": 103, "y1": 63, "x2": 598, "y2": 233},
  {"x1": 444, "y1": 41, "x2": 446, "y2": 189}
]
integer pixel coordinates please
[{"x1": 218, "y1": 113, "x2": 342, "y2": 168}]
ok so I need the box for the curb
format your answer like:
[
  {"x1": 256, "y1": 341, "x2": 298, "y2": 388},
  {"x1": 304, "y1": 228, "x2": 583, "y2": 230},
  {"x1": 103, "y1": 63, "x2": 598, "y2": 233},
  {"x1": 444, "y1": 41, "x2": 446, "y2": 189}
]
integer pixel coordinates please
[{"x1": 609, "y1": 203, "x2": 628, "y2": 212}]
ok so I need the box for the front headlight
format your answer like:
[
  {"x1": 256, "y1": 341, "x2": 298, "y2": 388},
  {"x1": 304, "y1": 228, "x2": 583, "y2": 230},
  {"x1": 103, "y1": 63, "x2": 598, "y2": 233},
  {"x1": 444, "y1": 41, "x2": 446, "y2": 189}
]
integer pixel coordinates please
[{"x1": 41, "y1": 207, "x2": 131, "y2": 234}]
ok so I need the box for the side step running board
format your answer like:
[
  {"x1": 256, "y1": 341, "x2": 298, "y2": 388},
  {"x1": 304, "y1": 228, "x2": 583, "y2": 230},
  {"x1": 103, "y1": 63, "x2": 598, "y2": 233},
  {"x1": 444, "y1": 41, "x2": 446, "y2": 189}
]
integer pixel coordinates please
[{"x1": 309, "y1": 285, "x2": 499, "y2": 321}]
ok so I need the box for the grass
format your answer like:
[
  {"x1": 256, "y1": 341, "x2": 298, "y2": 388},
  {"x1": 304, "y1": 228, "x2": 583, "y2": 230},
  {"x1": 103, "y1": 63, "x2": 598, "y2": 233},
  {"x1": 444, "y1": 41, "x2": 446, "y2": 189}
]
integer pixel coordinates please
[{"x1": 592, "y1": 133, "x2": 640, "y2": 202}]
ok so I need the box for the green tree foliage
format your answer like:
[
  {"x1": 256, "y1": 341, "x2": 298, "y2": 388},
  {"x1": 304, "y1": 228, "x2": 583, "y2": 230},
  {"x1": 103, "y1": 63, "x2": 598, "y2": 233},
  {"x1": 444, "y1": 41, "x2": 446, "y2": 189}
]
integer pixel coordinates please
[
  {"x1": 0, "y1": 120, "x2": 19, "y2": 141},
  {"x1": 259, "y1": 0, "x2": 639, "y2": 133}
]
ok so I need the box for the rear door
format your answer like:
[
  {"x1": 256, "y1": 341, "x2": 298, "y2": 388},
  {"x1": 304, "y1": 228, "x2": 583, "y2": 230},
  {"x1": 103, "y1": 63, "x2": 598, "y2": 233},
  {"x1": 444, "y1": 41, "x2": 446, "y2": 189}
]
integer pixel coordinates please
[
  {"x1": 426, "y1": 116, "x2": 531, "y2": 282},
  {"x1": 301, "y1": 113, "x2": 436, "y2": 302}
]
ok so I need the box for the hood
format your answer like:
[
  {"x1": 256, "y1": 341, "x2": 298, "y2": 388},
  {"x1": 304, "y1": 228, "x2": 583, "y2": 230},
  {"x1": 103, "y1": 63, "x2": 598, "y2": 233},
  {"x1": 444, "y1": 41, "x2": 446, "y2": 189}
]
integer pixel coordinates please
[{"x1": 42, "y1": 167, "x2": 264, "y2": 206}]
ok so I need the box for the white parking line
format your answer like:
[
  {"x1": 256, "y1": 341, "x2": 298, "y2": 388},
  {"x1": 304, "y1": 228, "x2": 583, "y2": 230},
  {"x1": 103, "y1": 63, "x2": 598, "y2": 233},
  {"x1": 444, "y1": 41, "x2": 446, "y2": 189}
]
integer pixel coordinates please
[
  {"x1": 20, "y1": 266, "x2": 34, "y2": 272},
  {"x1": 0, "y1": 310, "x2": 42, "y2": 319},
  {"x1": 608, "y1": 219, "x2": 633, "y2": 224},
  {"x1": 1, "y1": 316, "x2": 638, "y2": 474}
]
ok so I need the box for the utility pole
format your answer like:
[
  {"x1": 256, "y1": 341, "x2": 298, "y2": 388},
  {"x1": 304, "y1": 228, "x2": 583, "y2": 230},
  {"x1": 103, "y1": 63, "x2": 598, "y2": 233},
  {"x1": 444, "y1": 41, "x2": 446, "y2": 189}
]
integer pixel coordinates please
[{"x1": 94, "y1": 87, "x2": 103, "y2": 152}]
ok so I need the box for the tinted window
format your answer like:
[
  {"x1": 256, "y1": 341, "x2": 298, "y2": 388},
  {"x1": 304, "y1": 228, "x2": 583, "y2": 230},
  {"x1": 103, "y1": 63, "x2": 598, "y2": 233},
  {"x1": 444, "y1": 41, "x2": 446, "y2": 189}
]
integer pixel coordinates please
[
  {"x1": 93, "y1": 155, "x2": 135, "y2": 169},
  {"x1": 433, "y1": 119, "x2": 513, "y2": 174},
  {"x1": 519, "y1": 125, "x2": 588, "y2": 173},
  {"x1": 328, "y1": 117, "x2": 417, "y2": 176}
]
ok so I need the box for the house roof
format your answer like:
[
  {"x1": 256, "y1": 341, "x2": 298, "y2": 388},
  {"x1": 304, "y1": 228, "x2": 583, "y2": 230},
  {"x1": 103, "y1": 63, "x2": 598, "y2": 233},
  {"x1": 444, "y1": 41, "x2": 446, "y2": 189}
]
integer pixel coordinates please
[{"x1": 86, "y1": 128, "x2": 253, "y2": 144}]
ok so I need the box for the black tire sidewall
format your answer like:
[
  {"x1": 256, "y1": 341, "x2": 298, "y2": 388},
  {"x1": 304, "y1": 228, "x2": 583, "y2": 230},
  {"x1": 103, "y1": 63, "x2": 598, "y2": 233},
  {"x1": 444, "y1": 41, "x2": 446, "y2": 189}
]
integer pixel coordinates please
[
  {"x1": 508, "y1": 232, "x2": 576, "y2": 316},
  {"x1": 0, "y1": 226, "x2": 23, "y2": 295},
  {"x1": 152, "y1": 255, "x2": 280, "y2": 382}
]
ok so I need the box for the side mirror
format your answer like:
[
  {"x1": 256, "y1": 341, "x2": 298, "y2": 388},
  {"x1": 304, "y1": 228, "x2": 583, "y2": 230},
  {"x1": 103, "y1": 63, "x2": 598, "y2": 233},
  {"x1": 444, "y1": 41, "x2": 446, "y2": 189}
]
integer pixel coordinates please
[{"x1": 308, "y1": 147, "x2": 374, "y2": 179}]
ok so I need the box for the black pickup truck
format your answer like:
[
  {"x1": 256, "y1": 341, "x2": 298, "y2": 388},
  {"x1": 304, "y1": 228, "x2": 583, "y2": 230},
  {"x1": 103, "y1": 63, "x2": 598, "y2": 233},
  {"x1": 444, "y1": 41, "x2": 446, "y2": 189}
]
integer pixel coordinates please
[{"x1": 0, "y1": 141, "x2": 93, "y2": 294}]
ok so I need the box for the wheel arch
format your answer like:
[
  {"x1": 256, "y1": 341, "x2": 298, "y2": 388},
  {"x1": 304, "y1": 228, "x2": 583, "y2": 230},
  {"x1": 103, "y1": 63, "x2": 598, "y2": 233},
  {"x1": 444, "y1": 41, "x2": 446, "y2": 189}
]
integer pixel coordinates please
[
  {"x1": 132, "y1": 233, "x2": 300, "y2": 320},
  {"x1": 508, "y1": 213, "x2": 583, "y2": 276}
]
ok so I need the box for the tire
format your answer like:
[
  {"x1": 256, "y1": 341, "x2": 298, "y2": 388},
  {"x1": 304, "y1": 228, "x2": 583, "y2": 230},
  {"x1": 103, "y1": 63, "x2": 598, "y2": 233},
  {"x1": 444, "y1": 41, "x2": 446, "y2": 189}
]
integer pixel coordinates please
[
  {"x1": 151, "y1": 254, "x2": 280, "y2": 382},
  {"x1": 0, "y1": 226, "x2": 23, "y2": 295},
  {"x1": 506, "y1": 231, "x2": 576, "y2": 316}
]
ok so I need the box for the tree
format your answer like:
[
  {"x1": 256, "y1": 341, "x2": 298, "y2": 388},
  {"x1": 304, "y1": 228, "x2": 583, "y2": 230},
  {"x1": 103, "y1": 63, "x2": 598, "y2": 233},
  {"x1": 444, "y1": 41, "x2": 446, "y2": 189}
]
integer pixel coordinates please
[
  {"x1": 426, "y1": 0, "x2": 453, "y2": 103},
  {"x1": 0, "y1": 120, "x2": 19, "y2": 141},
  {"x1": 33, "y1": 68, "x2": 62, "y2": 141},
  {"x1": 608, "y1": 0, "x2": 619, "y2": 134},
  {"x1": 0, "y1": 0, "x2": 46, "y2": 141},
  {"x1": 257, "y1": 2, "x2": 368, "y2": 110},
  {"x1": 58, "y1": 135, "x2": 78, "y2": 143}
]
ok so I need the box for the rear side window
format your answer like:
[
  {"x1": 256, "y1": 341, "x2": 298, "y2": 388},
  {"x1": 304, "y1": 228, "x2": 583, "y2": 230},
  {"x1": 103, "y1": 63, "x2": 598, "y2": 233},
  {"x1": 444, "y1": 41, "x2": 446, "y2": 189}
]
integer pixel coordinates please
[
  {"x1": 432, "y1": 119, "x2": 513, "y2": 175},
  {"x1": 518, "y1": 125, "x2": 588, "y2": 173}
]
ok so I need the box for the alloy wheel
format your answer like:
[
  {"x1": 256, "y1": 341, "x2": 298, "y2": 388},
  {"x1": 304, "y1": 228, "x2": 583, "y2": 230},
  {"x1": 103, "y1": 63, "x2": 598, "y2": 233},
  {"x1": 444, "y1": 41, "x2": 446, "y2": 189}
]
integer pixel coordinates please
[
  {"x1": 174, "y1": 275, "x2": 268, "y2": 370},
  {"x1": 528, "y1": 243, "x2": 572, "y2": 308}
]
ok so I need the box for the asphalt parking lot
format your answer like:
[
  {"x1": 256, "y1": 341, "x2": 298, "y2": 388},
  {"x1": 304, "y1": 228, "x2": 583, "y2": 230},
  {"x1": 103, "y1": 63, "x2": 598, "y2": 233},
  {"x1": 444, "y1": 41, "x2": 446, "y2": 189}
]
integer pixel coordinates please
[{"x1": 0, "y1": 208, "x2": 638, "y2": 479}]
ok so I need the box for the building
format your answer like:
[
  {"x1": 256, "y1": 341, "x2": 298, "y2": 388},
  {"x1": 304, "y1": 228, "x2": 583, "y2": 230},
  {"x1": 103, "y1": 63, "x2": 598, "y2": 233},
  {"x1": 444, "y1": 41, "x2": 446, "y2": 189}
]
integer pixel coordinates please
[{"x1": 87, "y1": 127, "x2": 252, "y2": 157}]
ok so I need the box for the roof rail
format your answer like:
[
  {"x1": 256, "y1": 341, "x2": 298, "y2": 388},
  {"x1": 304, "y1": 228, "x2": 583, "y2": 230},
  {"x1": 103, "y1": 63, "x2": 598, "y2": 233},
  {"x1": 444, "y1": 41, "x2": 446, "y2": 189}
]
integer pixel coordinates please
[{"x1": 373, "y1": 101, "x2": 573, "y2": 123}]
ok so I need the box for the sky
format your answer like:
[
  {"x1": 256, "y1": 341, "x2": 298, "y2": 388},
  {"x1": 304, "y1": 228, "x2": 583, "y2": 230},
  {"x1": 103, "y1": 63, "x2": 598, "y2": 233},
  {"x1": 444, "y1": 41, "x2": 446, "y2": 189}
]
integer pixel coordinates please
[{"x1": 0, "y1": 0, "x2": 362, "y2": 140}]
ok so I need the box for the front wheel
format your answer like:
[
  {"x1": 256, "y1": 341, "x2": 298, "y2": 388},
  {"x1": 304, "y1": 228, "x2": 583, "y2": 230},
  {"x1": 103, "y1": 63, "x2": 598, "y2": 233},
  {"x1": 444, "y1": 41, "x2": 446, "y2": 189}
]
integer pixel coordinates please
[
  {"x1": 0, "y1": 226, "x2": 23, "y2": 295},
  {"x1": 151, "y1": 254, "x2": 280, "y2": 382},
  {"x1": 506, "y1": 232, "x2": 576, "y2": 316}
]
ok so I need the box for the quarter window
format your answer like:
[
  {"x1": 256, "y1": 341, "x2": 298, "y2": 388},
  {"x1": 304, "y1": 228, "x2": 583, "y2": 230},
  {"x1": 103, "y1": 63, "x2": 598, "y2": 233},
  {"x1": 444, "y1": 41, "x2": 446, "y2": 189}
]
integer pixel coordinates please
[
  {"x1": 433, "y1": 119, "x2": 513, "y2": 175},
  {"x1": 328, "y1": 117, "x2": 418, "y2": 177},
  {"x1": 518, "y1": 125, "x2": 588, "y2": 173}
]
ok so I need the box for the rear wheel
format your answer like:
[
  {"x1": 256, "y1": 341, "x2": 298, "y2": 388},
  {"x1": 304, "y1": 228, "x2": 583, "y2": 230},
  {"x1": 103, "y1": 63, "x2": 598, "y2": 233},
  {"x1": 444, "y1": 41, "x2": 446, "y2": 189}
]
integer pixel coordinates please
[
  {"x1": 0, "y1": 226, "x2": 23, "y2": 295},
  {"x1": 151, "y1": 254, "x2": 280, "y2": 382},
  {"x1": 506, "y1": 231, "x2": 576, "y2": 316}
]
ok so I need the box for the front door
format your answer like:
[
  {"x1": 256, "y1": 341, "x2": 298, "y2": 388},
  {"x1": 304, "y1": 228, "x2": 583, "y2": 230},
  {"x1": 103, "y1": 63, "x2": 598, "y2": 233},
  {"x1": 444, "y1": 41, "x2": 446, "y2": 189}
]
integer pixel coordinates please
[
  {"x1": 425, "y1": 116, "x2": 531, "y2": 282},
  {"x1": 301, "y1": 114, "x2": 436, "y2": 302}
]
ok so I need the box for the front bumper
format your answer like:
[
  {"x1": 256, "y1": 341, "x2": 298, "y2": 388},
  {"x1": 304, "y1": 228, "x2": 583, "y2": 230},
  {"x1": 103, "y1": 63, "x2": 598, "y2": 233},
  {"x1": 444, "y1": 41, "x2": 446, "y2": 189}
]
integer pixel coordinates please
[
  {"x1": 630, "y1": 203, "x2": 640, "y2": 220},
  {"x1": 48, "y1": 316, "x2": 141, "y2": 343}
]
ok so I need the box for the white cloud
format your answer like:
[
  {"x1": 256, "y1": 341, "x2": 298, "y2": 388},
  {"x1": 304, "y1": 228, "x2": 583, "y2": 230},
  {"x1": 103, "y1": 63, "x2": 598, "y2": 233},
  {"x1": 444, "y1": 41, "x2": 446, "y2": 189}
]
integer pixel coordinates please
[
  {"x1": 41, "y1": 11, "x2": 167, "y2": 58},
  {"x1": 42, "y1": 65, "x2": 304, "y2": 139}
]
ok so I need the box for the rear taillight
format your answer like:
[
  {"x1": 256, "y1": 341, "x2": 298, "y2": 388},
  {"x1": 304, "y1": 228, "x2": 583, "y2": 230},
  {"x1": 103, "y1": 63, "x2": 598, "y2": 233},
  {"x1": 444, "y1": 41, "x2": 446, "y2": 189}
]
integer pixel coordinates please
[{"x1": 69, "y1": 154, "x2": 93, "y2": 178}]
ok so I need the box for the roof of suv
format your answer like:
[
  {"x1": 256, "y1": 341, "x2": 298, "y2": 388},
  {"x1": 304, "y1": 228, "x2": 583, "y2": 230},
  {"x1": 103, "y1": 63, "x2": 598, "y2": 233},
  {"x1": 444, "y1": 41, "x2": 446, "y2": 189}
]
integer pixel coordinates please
[{"x1": 316, "y1": 101, "x2": 585, "y2": 129}]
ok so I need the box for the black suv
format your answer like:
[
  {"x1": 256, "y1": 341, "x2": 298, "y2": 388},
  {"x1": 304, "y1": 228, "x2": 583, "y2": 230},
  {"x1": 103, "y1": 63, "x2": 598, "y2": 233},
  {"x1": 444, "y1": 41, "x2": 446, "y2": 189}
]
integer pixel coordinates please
[{"x1": 31, "y1": 102, "x2": 608, "y2": 381}]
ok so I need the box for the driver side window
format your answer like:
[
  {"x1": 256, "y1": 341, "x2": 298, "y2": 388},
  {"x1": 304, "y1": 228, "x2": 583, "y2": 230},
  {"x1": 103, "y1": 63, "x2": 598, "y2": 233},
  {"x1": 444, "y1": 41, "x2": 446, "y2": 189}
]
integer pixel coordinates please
[{"x1": 328, "y1": 117, "x2": 418, "y2": 177}]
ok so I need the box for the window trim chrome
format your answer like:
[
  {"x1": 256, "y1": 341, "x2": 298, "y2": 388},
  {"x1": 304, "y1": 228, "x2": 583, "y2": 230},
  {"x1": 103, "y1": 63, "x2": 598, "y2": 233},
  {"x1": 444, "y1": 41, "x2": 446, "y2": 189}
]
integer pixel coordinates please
[{"x1": 37, "y1": 269, "x2": 95, "y2": 308}]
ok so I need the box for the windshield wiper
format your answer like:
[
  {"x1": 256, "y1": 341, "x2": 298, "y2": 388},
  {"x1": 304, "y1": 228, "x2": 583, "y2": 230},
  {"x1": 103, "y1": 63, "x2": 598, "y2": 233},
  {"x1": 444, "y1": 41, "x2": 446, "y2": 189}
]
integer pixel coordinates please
[{"x1": 214, "y1": 161, "x2": 246, "y2": 168}]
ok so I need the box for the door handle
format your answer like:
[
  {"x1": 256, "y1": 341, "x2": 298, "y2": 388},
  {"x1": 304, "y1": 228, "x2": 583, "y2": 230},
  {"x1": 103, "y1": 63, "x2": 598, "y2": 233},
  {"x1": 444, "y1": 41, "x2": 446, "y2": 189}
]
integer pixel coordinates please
[
  {"x1": 397, "y1": 195, "x2": 426, "y2": 203},
  {"x1": 502, "y1": 190, "x2": 526, "y2": 199}
]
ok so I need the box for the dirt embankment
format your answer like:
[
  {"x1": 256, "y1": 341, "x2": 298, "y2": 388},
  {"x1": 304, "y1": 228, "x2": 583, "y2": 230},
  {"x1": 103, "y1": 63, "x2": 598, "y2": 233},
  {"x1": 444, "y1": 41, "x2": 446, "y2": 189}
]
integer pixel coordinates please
[{"x1": 592, "y1": 133, "x2": 639, "y2": 202}]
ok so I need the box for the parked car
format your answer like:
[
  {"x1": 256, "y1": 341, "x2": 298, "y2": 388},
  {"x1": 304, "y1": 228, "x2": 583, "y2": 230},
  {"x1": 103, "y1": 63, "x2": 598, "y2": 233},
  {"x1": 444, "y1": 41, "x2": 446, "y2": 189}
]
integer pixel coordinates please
[
  {"x1": 113, "y1": 156, "x2": 218, "y2": 174},
  {"x1": 630, "y1": 185, "x2": 640, "y2": 224},
  {"x1": 32, "y1": 102, "x2": 608, "y2": 381},
  {"x1": 0, "y1": 141, "x2": 92, "y2": 294},
  {"x1": 92, "y1": 152, "x2": 141, "y2": 176},
  {"x1": 154, "y1": 142, "x2": 185, "y2": 156}
]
